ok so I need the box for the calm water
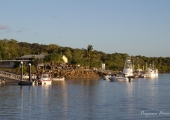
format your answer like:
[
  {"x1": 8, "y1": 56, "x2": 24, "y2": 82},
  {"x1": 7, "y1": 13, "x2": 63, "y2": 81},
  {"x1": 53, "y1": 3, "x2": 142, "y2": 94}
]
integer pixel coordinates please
[{"x1": 0, "y1": 74, "x2": 170, "y2": 120}]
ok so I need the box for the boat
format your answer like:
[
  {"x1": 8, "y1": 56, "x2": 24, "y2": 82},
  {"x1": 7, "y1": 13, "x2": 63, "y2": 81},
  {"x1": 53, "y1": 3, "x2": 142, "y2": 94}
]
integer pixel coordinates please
[
  {"x1": 109, "y1": 57, "x2": 133, "y2": 82},
  {"x1": 38, "y1": 73, "x2": 52, "y2": 84},
  {"x1": 122, "y1": 57, "x2": 133, "y2": 77},
  {"x1": 103, "y1": 74, "x2": 112, "y2": 80},
  {"x1": 52, "y1": 77, "x2": 65, "y2": 81},
  {"x1": 109, "y1": 74, "x2": 131, "y2": 82},
  {"x1": 143, "y1": 64, "x2": 158, "y2": 78}
]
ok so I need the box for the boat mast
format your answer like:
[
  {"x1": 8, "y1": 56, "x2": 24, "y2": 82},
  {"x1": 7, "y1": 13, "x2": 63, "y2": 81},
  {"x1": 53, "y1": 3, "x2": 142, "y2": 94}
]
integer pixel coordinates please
[
  {"x1": 146, "y1": 62, "x2": 148, "y2": 70},
  {"x1": 153, "y1": 61, "x2": 154, "y2": 69}
]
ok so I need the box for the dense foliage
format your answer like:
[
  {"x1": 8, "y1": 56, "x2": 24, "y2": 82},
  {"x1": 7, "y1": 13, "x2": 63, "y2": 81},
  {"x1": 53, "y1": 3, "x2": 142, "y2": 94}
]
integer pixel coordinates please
[{"x1": 0, "y1": 39, "x2": 170, "y2": 73}]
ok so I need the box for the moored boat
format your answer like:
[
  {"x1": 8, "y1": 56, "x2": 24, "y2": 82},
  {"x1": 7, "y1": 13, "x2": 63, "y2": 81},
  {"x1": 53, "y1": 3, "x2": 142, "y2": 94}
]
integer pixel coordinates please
[
  {"x1": 143, "y1": 68, "x2": 158, "y2": 78},
  {"x1": 122, "y1": 57, "x2": 133, "y2": 77},
  {"x1": 109, "y1": 74, "x2": 131, "y2": 82},
  {"x1": 38, "y1": 73, "x2": 52, "y2": 84},
  {"x1": 103, "y1": 74, "x2": 112, "y2": 80},
  {"x1": 52, "y1": 77, "x2": 65, "y2": 81},
  {"x1": 143, "y1": 63, "x2": 158, "y2": 78},
  {"x1": 109, "y1": 57, "x2": 133, "y2": 82}
]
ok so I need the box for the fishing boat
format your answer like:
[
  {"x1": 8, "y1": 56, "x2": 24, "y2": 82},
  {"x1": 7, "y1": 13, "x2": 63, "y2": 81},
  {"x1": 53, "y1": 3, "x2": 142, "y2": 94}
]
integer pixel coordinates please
[
  {"x1": 52, "y1": 77, "x2": 65, "y2": 81},
  {"x1": 109, "y1": 74, "x2": 131, "y2": 82},
  {"x1": 122, "y1": 57, "x2": 133, "y2": 77},
  {"x1": 143, "y1": 64, "x2": 158, "y2": 78},
  {"x1": 109, "y1": 57, "x2": 133, "y2": 82},
  {"x1": 38, "y1": 73, "x2": 52, "y2": 84}
]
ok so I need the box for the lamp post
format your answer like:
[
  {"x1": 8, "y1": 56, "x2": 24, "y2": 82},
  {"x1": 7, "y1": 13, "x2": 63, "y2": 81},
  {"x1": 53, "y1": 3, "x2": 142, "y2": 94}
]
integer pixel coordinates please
[
  {"x1": 20, "y1": 61, "x2": 23, "y2": 81},
  {"x1": 18, "y1": 62, "x2": 33, "y2": 85},
  {"x1": 137, "y1": 57, "x2": 139, "y2": 70},
  {"x1": 29, "y1": 63, "x2": 31, "y2": 81}
]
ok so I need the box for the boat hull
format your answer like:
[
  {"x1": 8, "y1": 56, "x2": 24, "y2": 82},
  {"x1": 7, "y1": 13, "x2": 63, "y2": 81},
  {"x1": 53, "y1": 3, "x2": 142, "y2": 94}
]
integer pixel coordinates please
[
  {"x1": 38, "y1": 73, "x2": 52, "y2": 85},
  {"x1": 38, "y1": 79, "x2": 52, "y2": 84},
  {"x1": 143, "y1": 73, "x2": 158, "y2": 78},
  {"x1": 103, "y1": 75, "x2": 111, "y2": 80},
  {"x1": 52, "y1": 77, "x2": 65, "y2": 81},
  {"x1": 109, "y1": 76, "x2": 132, "y2": 82},
  {"x1": 143, "y1": 69, "x2": 158, "y2": 78}
]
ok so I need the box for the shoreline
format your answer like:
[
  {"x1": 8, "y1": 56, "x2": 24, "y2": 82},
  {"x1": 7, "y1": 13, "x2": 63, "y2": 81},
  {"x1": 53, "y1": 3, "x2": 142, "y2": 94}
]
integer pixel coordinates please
[
  {"x1": 0, "y1": 74, "x2": 101, "y2": 84},
  {"x1": 0, "y1": 75, "x2": 19, "y2": 82}
]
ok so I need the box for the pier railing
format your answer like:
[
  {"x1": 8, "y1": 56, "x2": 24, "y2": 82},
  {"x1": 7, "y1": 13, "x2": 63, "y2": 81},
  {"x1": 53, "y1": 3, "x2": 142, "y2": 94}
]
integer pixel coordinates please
[{"x1": 0, "y1": 71, "x2": 21, "y2": 80}]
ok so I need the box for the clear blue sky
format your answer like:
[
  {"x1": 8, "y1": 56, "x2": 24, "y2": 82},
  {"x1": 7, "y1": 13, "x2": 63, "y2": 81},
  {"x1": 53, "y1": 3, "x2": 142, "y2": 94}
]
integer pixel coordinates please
[{"x1": 0, "y1": 0, "x2": 170, "y2": 57}]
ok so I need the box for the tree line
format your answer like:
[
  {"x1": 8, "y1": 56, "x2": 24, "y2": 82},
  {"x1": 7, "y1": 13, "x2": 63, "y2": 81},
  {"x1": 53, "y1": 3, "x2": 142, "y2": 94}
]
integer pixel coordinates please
[{"x1": 0, "y1": 39, "x2": 170, "y2": 73}]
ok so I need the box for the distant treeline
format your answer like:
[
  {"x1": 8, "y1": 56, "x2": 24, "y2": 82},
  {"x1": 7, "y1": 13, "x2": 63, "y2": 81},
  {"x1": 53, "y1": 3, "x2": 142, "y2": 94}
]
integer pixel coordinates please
[{"x1": 0, "y1": 39, "x2": 170, "y2": 73}]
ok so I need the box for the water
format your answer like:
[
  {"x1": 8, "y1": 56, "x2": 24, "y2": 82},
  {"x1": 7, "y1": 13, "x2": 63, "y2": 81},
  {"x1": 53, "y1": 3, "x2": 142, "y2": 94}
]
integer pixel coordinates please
[{"x1": 0, "y1": 74, "x2": 170, "y2": 120}]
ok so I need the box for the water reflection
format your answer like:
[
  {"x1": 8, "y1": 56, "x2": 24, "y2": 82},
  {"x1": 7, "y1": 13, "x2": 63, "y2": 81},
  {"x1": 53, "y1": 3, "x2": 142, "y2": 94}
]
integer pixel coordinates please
[
  {"x1": 124, "y1": 82, "x2": 134, "y2": 118},
  {"x1": 51, "y1": 80, "x2": 69, "y2": 118},
  {"x1": 66, "y1": 79, "x2": 99, "y2": 86},
  {"x1": 20, "y1": 86, "x2": 24, "y2": 119},
  {"x1": 131, "y1": 77, "x2": 158, "y2": 115},
  {"x1": 20, "y1": 86, "x2": 34, "y2": 119},
  {"x1": 18, "y1": 84, "x2": 53, "y2": 119},
  {"x1": 119, "y1": 77, "x2": 159, "y2": 119},
  {"x1": 144, "y1": 77, "x2": 158, "y2": 80},
  {"x1": 143, "y1": 77, "x2": 159, "y2": 106},
  {"x1": 126, "y1": 82, "x2": 133, "y2": 95},
  {"x1": 1, "y1": 75, "x2": 170, "y2": 119}
]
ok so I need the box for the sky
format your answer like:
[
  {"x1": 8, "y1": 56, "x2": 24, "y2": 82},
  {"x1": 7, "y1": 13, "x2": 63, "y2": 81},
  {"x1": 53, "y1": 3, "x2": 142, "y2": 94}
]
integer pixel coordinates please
[{"x1": 0, "y1": 0, "x2": 170, "y2": 57}]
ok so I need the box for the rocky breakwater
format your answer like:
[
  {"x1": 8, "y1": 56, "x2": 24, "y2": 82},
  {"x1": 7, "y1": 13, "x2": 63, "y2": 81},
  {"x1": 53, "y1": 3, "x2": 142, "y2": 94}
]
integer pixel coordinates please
[{"x1": 50, "y1": 69, "x2": 102, "y2": 79}]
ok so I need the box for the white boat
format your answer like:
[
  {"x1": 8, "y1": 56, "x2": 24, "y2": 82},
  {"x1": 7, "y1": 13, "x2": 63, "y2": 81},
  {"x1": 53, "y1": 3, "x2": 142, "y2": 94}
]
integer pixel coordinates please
[
  {"x1": 103, "y1": 74, "x2": 112, "y2": 80},
  {"x1": 38, "y1": 74, "x2": 52, "y2": 84},
  {"x1": 143, "y1": 67, "x2": 158, "y2": 78},
  {"x1": 22, "y1": 74, "x2": 37, "y2": 80},
  {"x1": 109, "y1": 57, "x2": 133, "y2": 82},
  {"x1": 52, "y1": 77, "x2": 65, "y2": 81},
  {"x1": 109, "y1": 74, "x2": 131, "y2": 82},
  {"x1": 122, "y1": 57, "x2": 133, "y2": 77}
]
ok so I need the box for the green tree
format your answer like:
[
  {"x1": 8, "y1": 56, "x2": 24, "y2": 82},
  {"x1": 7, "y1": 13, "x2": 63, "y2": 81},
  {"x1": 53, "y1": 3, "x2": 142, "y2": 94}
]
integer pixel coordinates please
[
  {"x1": 63, "y1": 47, "x2": 72, "y2": 62},
  {"x1": 82, "y1": 45, "x2": 100, "y2": 68},
  {"x1": 71, "y1": 49, "x2": 83, "y2": 63},
  {"x1": 83, "y1": 45, "x2": 94, "y2": 66},
  {"x1": 46, "y1": 44, "x2": 58, "y2": 54},
  {"x1": 44, "y1": 53, "x2": 64, "y2": 70},
  {"x1": 0, "y1": 44, "x2": 5, "y2": 60}
]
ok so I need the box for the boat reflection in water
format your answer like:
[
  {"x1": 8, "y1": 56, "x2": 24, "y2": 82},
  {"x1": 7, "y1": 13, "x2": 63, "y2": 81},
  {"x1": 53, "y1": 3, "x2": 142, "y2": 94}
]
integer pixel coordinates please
[{"x1": 125, "y1": 82, "x2": 134, "y2": 117}]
